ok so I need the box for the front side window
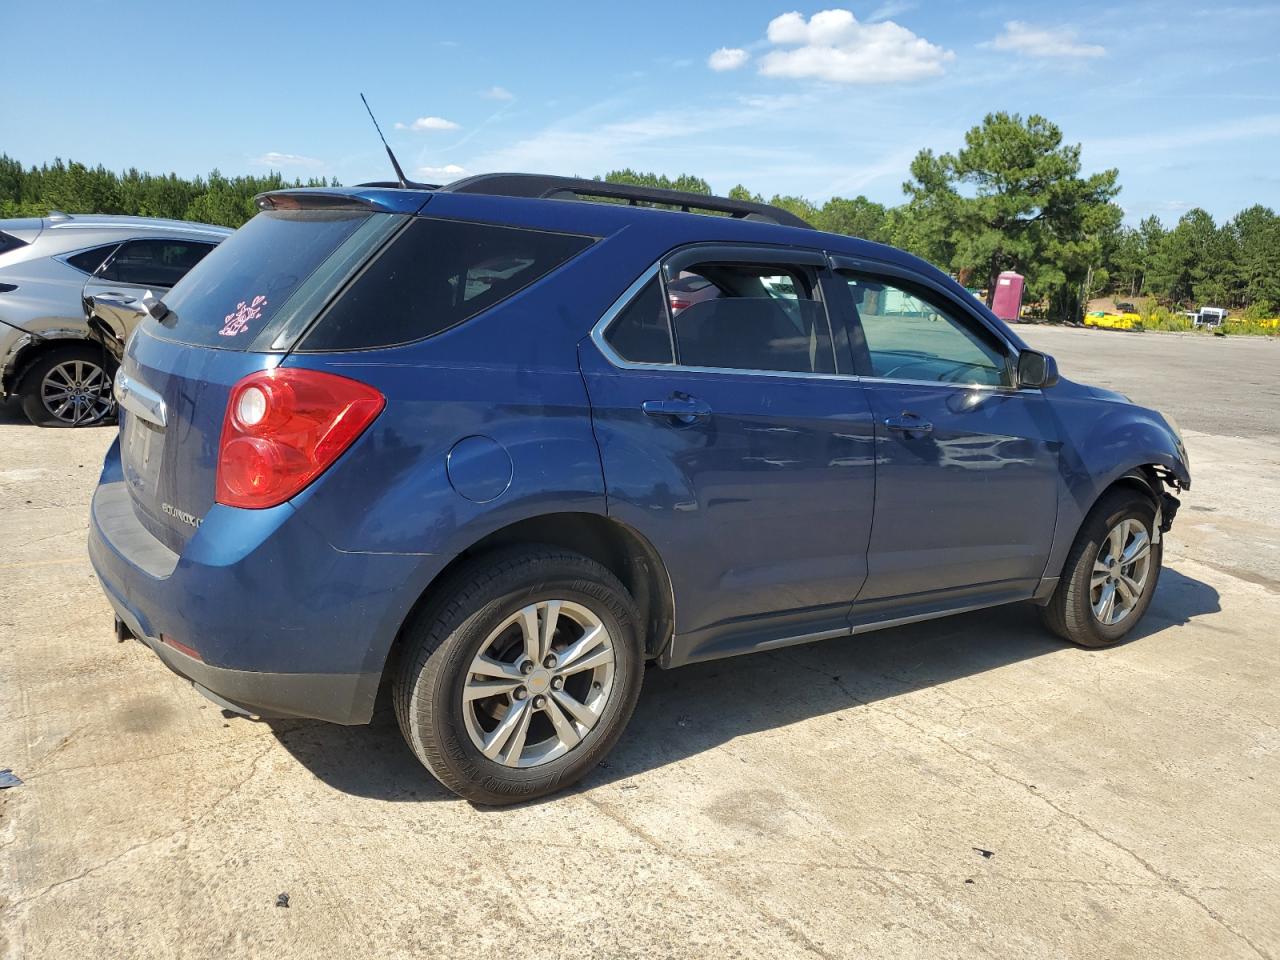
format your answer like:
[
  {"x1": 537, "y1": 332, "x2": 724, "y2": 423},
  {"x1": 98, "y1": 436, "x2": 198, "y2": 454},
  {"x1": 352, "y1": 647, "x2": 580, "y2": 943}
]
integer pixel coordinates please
[
  {"x1": 843, "y1": 273, "x2": 1010, "y2": 386},
  {"x1": 101, "y1": 239, "x2": 216, "y2": 288},
  {"x1": 667, "y1": 262, "x2": 834, "y2": 374}
]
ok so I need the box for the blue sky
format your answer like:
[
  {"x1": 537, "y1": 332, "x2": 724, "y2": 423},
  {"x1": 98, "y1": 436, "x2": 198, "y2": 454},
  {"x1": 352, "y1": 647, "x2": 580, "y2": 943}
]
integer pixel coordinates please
[{"x1": 4, "y1": 0, "x2": 1278, "y2": 224}]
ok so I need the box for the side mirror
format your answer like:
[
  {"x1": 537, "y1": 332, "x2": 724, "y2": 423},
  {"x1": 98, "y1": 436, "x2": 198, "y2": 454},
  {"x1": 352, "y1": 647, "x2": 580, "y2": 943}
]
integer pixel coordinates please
[{"x1": 1016, "y1": 350, "x2": 1059, "y2": 389}]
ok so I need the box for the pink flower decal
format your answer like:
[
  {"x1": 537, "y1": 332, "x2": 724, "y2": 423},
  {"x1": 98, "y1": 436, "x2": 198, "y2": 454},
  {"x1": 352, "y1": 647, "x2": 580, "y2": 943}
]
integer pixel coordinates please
[{"x1": 219, "y1": 295, "x2": 268, "y2": 337}]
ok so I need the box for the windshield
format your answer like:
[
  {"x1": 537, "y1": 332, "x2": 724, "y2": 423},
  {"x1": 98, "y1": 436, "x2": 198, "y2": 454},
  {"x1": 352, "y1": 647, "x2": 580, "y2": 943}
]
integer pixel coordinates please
[{"x1": 149, "y1": 209, "x2": 387, "y2": 349}]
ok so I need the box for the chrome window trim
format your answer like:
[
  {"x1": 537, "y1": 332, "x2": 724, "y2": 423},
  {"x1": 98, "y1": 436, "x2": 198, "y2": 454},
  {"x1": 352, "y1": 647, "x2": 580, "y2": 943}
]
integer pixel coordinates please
[
  {"x1": 590, "y1": 256, "x2": 848, "y2": 381},
  {"x1": 857, "y1": 375, "x2": 1041, "y2": 395},
  {"x1": 591, "y1": 269, "x2": 1042, "y2": 393}
]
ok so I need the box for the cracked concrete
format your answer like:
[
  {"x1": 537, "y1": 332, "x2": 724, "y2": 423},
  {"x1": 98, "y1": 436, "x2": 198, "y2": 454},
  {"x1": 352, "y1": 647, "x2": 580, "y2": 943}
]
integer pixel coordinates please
[{"x1": 2, "y1": 327, "x2": 1279, "y2": 959}]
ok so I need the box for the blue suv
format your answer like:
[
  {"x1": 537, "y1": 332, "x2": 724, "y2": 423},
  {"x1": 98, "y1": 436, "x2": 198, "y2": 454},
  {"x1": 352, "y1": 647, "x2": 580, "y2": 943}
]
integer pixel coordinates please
[{"x1": 89, "y1": 174, "x2": 1189, "y2": 803}]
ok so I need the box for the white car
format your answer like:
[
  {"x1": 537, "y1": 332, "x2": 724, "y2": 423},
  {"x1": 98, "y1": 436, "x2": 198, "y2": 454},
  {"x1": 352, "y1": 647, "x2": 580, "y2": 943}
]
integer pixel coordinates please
[{"x1": 0, "y1": 212, "x2": 230, "y2": 426}]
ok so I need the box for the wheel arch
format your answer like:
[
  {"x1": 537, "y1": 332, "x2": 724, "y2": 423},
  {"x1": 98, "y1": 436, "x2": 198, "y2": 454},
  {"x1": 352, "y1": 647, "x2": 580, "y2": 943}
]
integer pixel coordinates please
[
  {"x1": 381, "y1": 511, "x2": 676, "y2": 686},
  {"x1": 1039, "y1": 460, "x2": 1182, "y2": 597},
  {"x1": 4, "y1": 331, "x2": 110, "y2": 396}
]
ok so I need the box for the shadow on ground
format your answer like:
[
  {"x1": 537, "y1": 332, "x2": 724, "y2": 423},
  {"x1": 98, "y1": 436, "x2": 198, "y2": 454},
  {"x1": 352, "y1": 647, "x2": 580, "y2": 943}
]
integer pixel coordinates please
[{"x1": 270, "y1": 567, "x2": 1219, "y2": 805}]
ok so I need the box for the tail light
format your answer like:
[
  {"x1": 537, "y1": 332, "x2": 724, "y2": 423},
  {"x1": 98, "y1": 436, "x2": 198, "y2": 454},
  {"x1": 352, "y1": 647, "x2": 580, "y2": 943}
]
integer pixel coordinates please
[{"x1": 215, "y1": 368, "x2": 384, "y2": 509}]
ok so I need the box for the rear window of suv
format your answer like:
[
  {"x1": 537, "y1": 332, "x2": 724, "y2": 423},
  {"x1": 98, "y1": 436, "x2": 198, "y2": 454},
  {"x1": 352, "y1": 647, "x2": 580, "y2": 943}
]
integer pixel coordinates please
[
  {"x1": 299, "y1": 217, "x2": 595, "y2": 351},
  {"x1": 151, "y1": 209, "x2": 390, "y2": 349}
]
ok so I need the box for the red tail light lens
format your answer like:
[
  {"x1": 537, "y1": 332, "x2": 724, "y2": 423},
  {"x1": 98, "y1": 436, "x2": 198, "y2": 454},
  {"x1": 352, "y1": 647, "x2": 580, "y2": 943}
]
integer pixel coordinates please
[{"x1": 215, "y1": 368, "x2": 384, "y2": 509}]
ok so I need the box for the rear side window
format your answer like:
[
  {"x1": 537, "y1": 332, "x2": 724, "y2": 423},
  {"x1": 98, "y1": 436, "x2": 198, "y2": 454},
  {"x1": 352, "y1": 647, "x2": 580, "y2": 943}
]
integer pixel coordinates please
[
  {"x1": 65, "y1": 243, "x2": 120, "y2": 275},
  {"x1": 669, "y1": 262, "x2": 835, "y2": 374},
  {"x1": 300, "y1": 218, "x2": 595, "y2": 351},
  {"x1": 0, "y1": 231, "x2": 30, "y2": 257},
  {"x1": 604, "y1": 277, "x2": 674, "y2": 364},
  {"x1": 100, "y1": 239, "x2": 216, "y2": 288},
  {"x1": 154, "y1": 209, "x2": 381, "y2": 349}
]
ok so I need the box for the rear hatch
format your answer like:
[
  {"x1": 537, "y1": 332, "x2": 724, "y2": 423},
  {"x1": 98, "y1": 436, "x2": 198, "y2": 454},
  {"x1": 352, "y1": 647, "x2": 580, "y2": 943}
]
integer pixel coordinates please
[{"x1": 116, "y1": 201, "x2": 409, "y2": 551}]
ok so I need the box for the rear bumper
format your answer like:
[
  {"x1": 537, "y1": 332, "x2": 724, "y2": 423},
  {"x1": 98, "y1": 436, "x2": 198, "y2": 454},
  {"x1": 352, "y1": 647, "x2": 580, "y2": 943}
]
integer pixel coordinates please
[
  {"x1": 100, "y1": 583, "x2": 380, "y2": 722},
  {"x1": 88, "y1": 443, "x2": 431, "y2": 724}
]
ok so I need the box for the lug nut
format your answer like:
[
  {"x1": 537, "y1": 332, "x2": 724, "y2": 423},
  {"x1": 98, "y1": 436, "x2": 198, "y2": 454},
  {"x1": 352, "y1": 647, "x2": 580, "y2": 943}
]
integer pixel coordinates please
[
  {"x1": 551, "y1": 676, "x2": 564, "y2": 690},
  {"x1": 543, "y1": 654, "x2": 557, "y2": 669},
  {"x1": 520, "y1": 660, "x2": 535, "y2": 675},
  {"x1": 533, "y1": 695, "x2": 547, "y2": 708},
  {"x1": 513, "y1": 687, "x2": 528, "y2": 701}
]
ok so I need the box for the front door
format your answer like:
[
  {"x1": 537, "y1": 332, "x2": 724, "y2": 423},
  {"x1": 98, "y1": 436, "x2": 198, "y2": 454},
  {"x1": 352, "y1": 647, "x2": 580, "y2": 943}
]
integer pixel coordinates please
[
  {"x1": 830, "y1": 264, "x2": 1060, "y2": 609},
  {"x1": 581, "y1": 247, "x2": 876, "y2": 663}
]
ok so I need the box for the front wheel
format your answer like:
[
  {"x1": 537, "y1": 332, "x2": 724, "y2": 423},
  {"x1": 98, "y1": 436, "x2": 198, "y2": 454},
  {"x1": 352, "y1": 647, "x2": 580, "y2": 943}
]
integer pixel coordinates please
[
  {"x1": 394, "y1": 547, "x2": 645, "y2": 804},
  {"x1": 1040, "y1": 489, "x2": 1162, "y2": 648}
]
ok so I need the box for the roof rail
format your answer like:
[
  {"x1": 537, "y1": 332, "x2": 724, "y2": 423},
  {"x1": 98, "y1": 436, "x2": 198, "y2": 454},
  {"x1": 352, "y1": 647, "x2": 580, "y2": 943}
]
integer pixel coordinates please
[
  {"x1": 440, "y1": 173, "x2": 814, "y2": 230},
  {"x1": 356, "y1": 180, "x2": 441, "y2": 190}
]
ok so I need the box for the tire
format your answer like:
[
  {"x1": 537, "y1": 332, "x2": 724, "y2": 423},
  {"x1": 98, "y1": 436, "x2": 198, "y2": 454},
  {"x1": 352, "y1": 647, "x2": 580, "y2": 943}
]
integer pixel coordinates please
[
  {"x1": 18, "y1": 343, "x2": 116, "y2": 428},
  {"x1": 393, "y1": 546, "x2": 645, "y2": 805},
  {"x1": 1040, "y1": 488, "x2": 1162, "y2": 648}
]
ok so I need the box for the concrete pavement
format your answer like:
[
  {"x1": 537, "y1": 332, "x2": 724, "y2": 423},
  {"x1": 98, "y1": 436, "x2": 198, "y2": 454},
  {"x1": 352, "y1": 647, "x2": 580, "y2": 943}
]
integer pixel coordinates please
[{"x1": 2, "y1": 326, "x2": 1278, "y2": 959}]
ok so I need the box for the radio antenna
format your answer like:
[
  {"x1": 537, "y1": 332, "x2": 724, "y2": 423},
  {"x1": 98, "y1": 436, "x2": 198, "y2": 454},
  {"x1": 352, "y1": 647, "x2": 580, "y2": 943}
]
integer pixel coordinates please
[{"x1": 360, "y1": 93, "x2": 410, "y2": 188}]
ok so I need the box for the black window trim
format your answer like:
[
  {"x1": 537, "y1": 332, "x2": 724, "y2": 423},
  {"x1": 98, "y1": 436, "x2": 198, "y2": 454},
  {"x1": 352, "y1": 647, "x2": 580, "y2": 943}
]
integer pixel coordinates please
[
  {"x1": 826, "y1": 252, "x2": 1032, "y2": 393},
  {"x1": 593, "y1": 243, "x2": 848, "y2": 380}
]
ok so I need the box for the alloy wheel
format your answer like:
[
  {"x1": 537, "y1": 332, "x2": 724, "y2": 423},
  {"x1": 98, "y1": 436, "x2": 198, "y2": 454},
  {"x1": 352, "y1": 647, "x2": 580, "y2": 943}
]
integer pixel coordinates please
[
  {"x1": 40, "y1": 359, "x2": 114, "y2": 426},
  {"x1": 462, "y1": 599, "x2": 616, "y2": 768},
  {"x1": 1091, "y1": 518, "x2": 1152, "y2": 626}
]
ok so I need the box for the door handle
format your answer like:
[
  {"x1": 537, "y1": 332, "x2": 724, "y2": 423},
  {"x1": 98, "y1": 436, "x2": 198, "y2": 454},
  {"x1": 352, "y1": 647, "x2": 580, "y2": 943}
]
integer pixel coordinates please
[
  {"x1": 885, "y1": 414, "x2": 933, "y2": 435},
  {"x1": 642, "y1": 396, "x2": 712, "y2": 424}
]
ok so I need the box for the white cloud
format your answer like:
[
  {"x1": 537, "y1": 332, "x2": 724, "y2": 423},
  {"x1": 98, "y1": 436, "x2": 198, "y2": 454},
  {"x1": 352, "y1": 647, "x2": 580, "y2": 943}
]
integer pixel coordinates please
[
  {"x1": 757, "y1": 9, "x2": 953, "y2": 84},
  {"x1": 1090, "y1": 114, "x2": 1280, "y2": 156},
  {"x1": 481, "y1": 85, "x2": 514, "y2": 100},
  {"x1": 868, "y1": 0, "x2": 916, "y2": 23},
  {"x1": 416, "y1": 163, "x2": 468, "y2": 182},
  {"x1": 252, "y1": 152, "x2": 323, "y2": 169},
  {"x1": 708, "y1": 47, "x2": 750, "y2": 71},
  {"x1": 394, "y1": 116, "x2": 461, "y2": 132},
  {"x1": 984, "y1": 21, "x2": 1106, "y2": 58}
]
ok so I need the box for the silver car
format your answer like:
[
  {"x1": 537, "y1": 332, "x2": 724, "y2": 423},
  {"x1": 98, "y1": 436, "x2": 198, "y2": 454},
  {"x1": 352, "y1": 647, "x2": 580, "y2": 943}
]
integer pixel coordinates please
[{"x1": 0, "y1": 212, "x2": 231, "y2": 426}]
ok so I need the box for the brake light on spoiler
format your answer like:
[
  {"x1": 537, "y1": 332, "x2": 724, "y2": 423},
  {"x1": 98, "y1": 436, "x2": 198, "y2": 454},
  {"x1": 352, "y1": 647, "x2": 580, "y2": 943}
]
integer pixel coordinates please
[{"x1": 215, "y1": 368, "x2": 384, "y2": 509}]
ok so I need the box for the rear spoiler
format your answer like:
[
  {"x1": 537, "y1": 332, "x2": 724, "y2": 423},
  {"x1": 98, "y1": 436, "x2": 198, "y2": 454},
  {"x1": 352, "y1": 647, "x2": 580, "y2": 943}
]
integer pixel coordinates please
[{"x1": 254, "y1": 188, "x2": 429, "y2": 215}]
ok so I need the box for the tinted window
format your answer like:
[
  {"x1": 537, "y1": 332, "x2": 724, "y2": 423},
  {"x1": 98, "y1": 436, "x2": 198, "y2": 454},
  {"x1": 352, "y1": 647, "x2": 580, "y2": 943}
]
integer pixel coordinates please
[
  {"x1": 605, "y1": 277, "x2": 673, "y2": 363},
  {"x1": 0, "y1": 231, "x2": 30, "y2": 257},
  {"x1": 302, "y1": 218, "x2": 595, "y2": 351},
  {"x1": 65, "y1": 244, "x2": 120, "y2": 275},
  {"x1": 100, "y1": 239, "x2": 216, "y2": 288},
  {"x1": 669, "y1": 262, "x2": 834, "y2": 374},
  {"x1": 155, "y1": 210, "x2": 380, "y2": 349},
  {"x1": 843, "y1": 273, "x2": 1010, "y2": 386}
]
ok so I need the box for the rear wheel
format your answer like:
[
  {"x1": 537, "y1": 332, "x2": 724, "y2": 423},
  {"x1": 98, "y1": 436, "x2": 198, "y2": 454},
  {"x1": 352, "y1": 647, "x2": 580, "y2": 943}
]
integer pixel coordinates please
[
  {"x1": 18, "y1": 344, "x2": 116, "y2": 427},
  {"x1": 393, "y1": 546, "x2": 645, "y2": 804},
  {"x1": 1040, "y1": 488, "x2": 1162, "y2": 647}
]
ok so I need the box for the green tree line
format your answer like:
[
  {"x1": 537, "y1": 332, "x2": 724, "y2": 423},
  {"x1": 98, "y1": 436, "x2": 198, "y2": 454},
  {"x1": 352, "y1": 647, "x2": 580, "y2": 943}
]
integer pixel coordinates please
[
  {"x1": 0, "y1": 155, "x2": 340, "y2": 229},
  {"x1": 5, "y1": 112, "x2": 1279, "y2": 319}
]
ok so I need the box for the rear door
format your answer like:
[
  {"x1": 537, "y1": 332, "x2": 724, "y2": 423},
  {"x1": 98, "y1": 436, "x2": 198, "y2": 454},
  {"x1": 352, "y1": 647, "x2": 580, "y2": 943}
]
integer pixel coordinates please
[
  {"x1": 581, "y1": 245, "x2": 876, "y2": 662},
  {"x1": 827, "y1": 258, "x2": 1060, "y2": 609},
  {"x1": 83, "y1": 238, "x2": 218, "y2": 341}
]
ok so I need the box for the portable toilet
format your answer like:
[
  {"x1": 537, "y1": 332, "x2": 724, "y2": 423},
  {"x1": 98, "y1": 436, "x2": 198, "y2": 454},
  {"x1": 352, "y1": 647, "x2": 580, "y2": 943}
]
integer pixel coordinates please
[{"x1": 991, "y1": 271, "x2": 1025, "y2": 321}]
